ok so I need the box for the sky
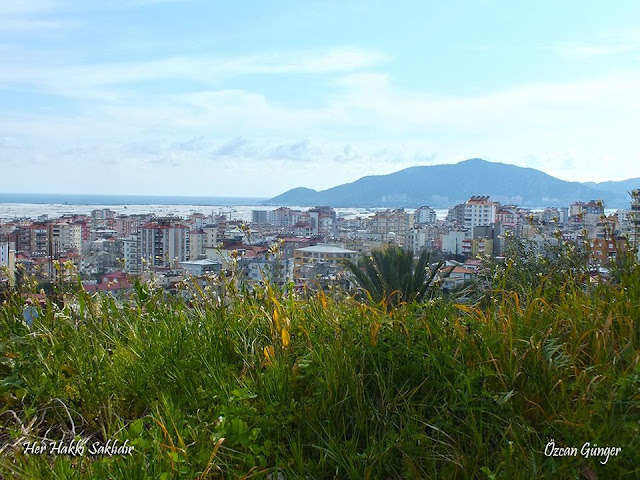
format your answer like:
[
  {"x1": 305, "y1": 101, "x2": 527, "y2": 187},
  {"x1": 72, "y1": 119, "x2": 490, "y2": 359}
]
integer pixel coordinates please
[{"x1": 2, "y1": 0, "x2": 640, "y2": 197}]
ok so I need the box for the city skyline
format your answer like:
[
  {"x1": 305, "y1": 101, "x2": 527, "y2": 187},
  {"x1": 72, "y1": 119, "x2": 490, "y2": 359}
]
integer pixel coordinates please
[{"x1": 2, "y1": 1, "x2": 640, "y2": 196}]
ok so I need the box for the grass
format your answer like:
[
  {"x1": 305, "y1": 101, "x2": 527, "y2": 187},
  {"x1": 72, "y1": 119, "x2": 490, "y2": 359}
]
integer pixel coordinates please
[{"x1": 0, "y1": 246, "x2": 639, "y2": 479}]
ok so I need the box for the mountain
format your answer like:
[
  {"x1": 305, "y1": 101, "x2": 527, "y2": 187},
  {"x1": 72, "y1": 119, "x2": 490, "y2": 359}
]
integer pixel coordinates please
[
  {"x1": 266, "y1": 187, "x2": 320, "y2": 205},
  {"x1": 582, "y1": 178, "x2": 640, "y2": 197},
  {"x1": 265, "y1": 158, "x2": 635, "y2": 208}
]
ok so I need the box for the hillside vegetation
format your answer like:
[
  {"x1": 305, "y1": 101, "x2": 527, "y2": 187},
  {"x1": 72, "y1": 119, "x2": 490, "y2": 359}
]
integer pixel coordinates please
[{"x1": 1, "y1": 244, "x2": 639, "y2": 479}]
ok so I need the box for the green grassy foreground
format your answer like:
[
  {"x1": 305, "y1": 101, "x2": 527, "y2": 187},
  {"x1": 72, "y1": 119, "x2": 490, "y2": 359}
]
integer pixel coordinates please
[{"x1": 1, "y1": 253, "x2": 639, "y2": 478}]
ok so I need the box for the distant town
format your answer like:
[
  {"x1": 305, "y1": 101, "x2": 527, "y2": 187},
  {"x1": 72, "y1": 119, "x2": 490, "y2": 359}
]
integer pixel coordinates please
[{"x1": 1, "y1": 191, "x2": 639, "y2": 296}]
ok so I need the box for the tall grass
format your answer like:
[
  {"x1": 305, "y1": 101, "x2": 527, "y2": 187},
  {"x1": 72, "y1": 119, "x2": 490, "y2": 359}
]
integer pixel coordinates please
[{"x1": 0, "y1": 247, "x2": 639, "y2": 478}]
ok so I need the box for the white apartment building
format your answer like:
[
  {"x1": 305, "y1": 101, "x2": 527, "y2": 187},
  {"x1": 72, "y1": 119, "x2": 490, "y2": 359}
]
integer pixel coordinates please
[
  {"x1": 441, "y1": 229, "x2": 470, "y2": 255},
  {"x1": 410, "y1": 226, "x2": 431, "y2": 254},
  {"x1": 414, "y1": 206, "x2": 437, "y2": 224},
  {"x1": 369, "y1": 209, "x2": 414, "y2": 246},
  {"x1": 68, "y1": 223, "x2": 84, "y2": 252},
  {"x1": 189, "y1": 229, "x2": 206, "y2": 260},
  {"x1": 308, "y1": 206, "x2": 337, "y2": 237},
  {"x1": 464, "y1": 196, "x2": 497, "y2": 236},
  {"x1": 202, "y1": 225, "x2": 218, "y2": 250},
  {"x1": 51, "y1": 222, "x2": 71, "y2": 253},
  {"x1": 269, "y1": 207, "x2": 308, "y2": 228},
  {"x1": 49, "y1": 222, "x2": 84, "y2": 253},
  {"x1": 0, "y1": 241, "x2": 16, "y2": 285},
  {"x1": 120, "y1": 234, "x2": 140, "y2": 273},
  {"x1": 91, "y1": 209, "x2": 116, "y2": 229},
  {"x1": 238, "y1": 257, "x2": 294, "y2": 285}
]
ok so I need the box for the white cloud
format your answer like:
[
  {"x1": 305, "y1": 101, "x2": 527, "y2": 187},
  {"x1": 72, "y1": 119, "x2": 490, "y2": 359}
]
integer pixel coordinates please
[
  {"x1": 0, "y1": 1, "x2": 58, "y2": 17},
  {"x1": 557, "y1": 44, "x2": 633, "y2": 59},
  {"x1": 0, "y1": 18, "x2": 78, "y2": 31},
  {"x1": 0, "y1": 0, "x2": 80, "y2": 32},
  {"x1": 0, "y1": 47, "x2": 387, "y2": 100},
  {"x1": 556, "y1": 29, "x2": 640, "y2": 59},
  {"x1": 302, "y1": 47, "x2": 388, "y2": 73},
  {"x1": 2, "y1": 56, "x2": 640, "y2": 194},
  {"x1": 0, "y1": 0, "x2": 188, "y2": 16}
]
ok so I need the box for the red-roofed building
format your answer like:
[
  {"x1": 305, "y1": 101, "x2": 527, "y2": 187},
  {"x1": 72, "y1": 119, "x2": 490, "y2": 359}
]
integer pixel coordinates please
[
  {"x1": 495, "y1": 207, "x2": 518, "y2": 227},
  {"x1": 279, "y1": 237, "x2": 318, "y2": 259},
  {"x1": 83, "y1": 271, "x2": 131, "y2": 294},
  {"x1": 292, "y1": 222, "x2": 314, "y2": 237},
  {"x1": 441, "y1": 264, "x2": 476, "y2": 290}
]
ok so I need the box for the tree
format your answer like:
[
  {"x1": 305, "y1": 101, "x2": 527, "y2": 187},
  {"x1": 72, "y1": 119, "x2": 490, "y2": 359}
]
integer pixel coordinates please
[{"x1": 346, "y1": 246, "x2": 443, "y2": 309}]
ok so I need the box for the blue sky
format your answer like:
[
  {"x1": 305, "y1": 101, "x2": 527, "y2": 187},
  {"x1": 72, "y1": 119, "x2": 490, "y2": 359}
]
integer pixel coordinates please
[{"x1": 2, "y1": 0, "x2": 640, "y2": 196}]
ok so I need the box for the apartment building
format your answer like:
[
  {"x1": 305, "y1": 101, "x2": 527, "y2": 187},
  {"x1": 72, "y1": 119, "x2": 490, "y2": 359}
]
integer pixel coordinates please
[
  {"x1": 369, "y1": 209, "x2": 414, "y2": 245},
  {"x1": 119, "y1": 234, "x2": 140, "y2": 273},
  {"x1": 293, "y1": 244, "x2": 357, "y2": 281},
  {"x1": 589, "y1": 237, "x2": 627, "y2": 267},
  {"x1": 114, "y1": 215, "x2": 149, "y2": 237},
  {"x1": 238, "y1": 256, "x2": 294, "y2": 286},
  {"x1": 308, "y1": 206, "x2": 337, "y2": 237},
  {"x1": 440, "y1": 229, "x2": 470, "y2": 255},
  {"x1": 279, "y1": 237, "x2": 317, "y2": 259},
  {"x1": 342, "y1": 238, "x2": 393, "y2": 256},
  {"x1": 51, "y1": 222, "x2": 85, "y2": 253},
  {"x1": 251, "y1": 210, "x2": 269, "y2": 224},
  {"x1": 269, "y1": 207, "x2": 306, "y2": 228},
  {"x1": 410, "y1": 225, "x2": 436, "y2": 253},
  {"x1": 461, "y1": 237, "x2": 494, "y2": 258},
  {"x1": 189, "y1": 229, "x2": 206, "y2": 260},
  {"x1": 464, "y1": 196, "x2": 497, "y2": 236},
  {"x1": 0, "y1": 241, "x2": 16, "y2": 285},
  {"x1": 140, "y1": 219, "x2": 190, "y2": 269},
  {"x1": 29, "y1": 224, "x2": 50, "y2": 255},
  {"x1": 91, "y1": 209, "x2": 116, "y2": 230},
  {"x1": 495, "y1": 207, "x2": 519, "y2": 228},
  {"x1": 201, "y1": 224, "x2": 218, "y2": 250},
  {"x1": 446, "y1": 203, "x2": 467, "y2": 227},
  {"x1": 414, "y1": 206, "x2": 437, "y2": 224},
  {"x1": 179, "y1": 258, "x2": 222, "y2": 277}
]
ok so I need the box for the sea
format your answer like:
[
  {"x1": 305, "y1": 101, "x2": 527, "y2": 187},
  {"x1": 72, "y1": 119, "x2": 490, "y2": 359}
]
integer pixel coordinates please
[{"x1": 0, "y1": 193, "x2": 450, "y2": 223}]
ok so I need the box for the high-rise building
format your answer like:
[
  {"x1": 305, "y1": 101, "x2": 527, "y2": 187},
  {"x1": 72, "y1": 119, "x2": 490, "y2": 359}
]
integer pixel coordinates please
[
  {"x1": 202, "y1": 224, "x2": 218, "y2": 250},
  {"x1": 410, "y1": 226, "x2": 432, "y2": 253},
  {"x1": 268, "y1": 207, "x2": 306, "y2": 228},
  {"x1": 447, "y1": 203, "x2": 467, "y2": 227},
  {"x1": 91, "y1": 209, "x2": 116, "y2": 230},
  {"x1": 464, "y1": 196, "x2": 497, "y2": 236},
  {"x1": 251, "y1": 210, "x2": 269, "y2": 224},
  {"x1": 140, "y1": 219, "x2": 190, "y2": 269},
  {"x1": 29, "y1": 224, "x2": 49, "y2": 255},
  {"x1": 414, "y1": 206, "x2": 437, "y2": 224},
  {"x1": 119, "y1": 234, "x2": 140, "y2": 274},
  {"x1": 369, "y1": 209, "x2": 414, "y2": 246},
  {"x1": 440, "y1": 229, "x2": 470, "y2": 255},
  {"x1": 189, "y1": 229, "x2": 206, "y2": 260},
  {"x1": 308, "y1": 206, "x2": 337, "y2": 237}
]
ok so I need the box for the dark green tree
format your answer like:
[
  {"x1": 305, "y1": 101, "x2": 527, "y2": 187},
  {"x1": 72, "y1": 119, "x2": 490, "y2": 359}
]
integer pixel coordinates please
[{"x1": 346, "y1": 246, "x2": 443, "y2": 309}]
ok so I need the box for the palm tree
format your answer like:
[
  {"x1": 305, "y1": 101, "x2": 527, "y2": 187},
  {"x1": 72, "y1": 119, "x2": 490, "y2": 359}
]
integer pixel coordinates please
[{"x1": 346, "y1": 246, "x2": 443, "y2": 309}]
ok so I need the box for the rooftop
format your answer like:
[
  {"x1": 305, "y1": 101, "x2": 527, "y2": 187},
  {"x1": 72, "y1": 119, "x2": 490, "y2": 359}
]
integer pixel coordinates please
[
  {"x1": 179, "y1": 259, "x2": 221, "y2": 266},
  {"x1": 296, "y1": 244, "x2": 357, "y2": 254}
]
